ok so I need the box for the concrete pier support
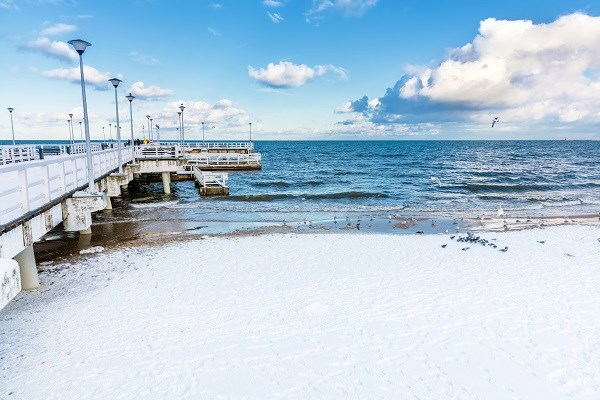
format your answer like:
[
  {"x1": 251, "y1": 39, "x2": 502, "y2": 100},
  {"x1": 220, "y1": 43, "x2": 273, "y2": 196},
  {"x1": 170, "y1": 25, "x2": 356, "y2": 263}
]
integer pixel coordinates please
[
  {"x1": 62, "y1": 191, "x2": 106, "y2": 233},
  {"x1": 1, "y1": 259, "x2": 21, "y2": 309},
  {"x1": 104, "y1": 196, "x2": 113, "y2": 210},
  {"x1": 106, "y1": 173, "x2": 129, "y2": 197},
  {"x1": 14, "y1": 245, "x2": 39, "y2": 291},
  {"x1": 162, "y1": 172, "x2": 171, "y2": 194}
]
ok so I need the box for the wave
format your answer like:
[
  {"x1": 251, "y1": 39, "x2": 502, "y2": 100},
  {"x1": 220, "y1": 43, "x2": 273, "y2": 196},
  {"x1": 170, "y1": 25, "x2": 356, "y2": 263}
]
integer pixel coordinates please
[
  {"x1": 456, "y1": 183, "x2": 553, "y2": 192},
  {"x1": 225, "y1": 191, "x2": 389, "y2": 202},
  {"x1": 252, "y1": 180, "x2": 325, "y2": 188},
  {"x1": 130, "y1": 200, "x2": 179, "y2": 209}
]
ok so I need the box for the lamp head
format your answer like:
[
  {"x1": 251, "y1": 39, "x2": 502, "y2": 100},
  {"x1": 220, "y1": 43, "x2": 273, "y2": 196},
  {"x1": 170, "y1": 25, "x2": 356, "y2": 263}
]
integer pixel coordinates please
[
  {"x1": 68, "y1": 113, "x2": 73, "y2": 118},
  {"x1": 125, "y1": 93, "x2": 135, "y2": 102},
  {"x1": 108, "y1": 78, "x2": 122, "y2": 88},
  {"x1": 146, "y1": 115, "x2": 150, "y2": 119},
  {"x1": 7, "y1": 107, "x2": 14, "y2": 113},
  {"x1": 179, "y1": 104, "x2": 185, "y2": 112},
  {"x1": 68, "y1": 39, "x2": 91, "y2": 55}
]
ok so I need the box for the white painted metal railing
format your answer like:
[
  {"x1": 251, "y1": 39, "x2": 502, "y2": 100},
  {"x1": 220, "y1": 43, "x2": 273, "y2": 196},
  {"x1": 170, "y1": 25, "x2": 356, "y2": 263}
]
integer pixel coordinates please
[
  {"x1": 192, "y1": 166, "x2": 228, "y2": 187},
  {"x1": 0, "y1": 146, "x2": 39, "y2": 165},
  {"x1": 186, "y1": 153, "x2": 261, "y2": 165},
  {"x1": 163, "y1": 141, "x2": 254, "y2": 150},
  {"x1": 135, "y1": 145, "x2": 180, "y2": 159},
  {"x1": 0, "y1": 147, "x2": 133, "y2": 226}
]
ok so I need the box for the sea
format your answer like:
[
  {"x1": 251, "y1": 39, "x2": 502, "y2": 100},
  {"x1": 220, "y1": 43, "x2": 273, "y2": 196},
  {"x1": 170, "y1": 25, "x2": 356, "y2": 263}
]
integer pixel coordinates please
[{"x1": 4, "y1": 140, "x2": 600, "y2": 243}]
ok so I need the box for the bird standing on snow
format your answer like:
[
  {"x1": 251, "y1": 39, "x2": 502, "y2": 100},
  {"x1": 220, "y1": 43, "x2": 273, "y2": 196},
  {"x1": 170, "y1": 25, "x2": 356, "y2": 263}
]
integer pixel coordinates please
[
  {"x1": 492, "y1": 117, "x2": 499, "y2": 127},
  {"x1": 497, "y1": 204, "x2": 505, "y2": 217}
]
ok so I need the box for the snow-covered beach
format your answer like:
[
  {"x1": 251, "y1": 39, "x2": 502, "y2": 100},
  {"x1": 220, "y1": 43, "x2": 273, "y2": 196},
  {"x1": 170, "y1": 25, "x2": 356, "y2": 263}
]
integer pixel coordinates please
[{"x1": 2, "y1": 225, "x2": 600, "y2": 399}]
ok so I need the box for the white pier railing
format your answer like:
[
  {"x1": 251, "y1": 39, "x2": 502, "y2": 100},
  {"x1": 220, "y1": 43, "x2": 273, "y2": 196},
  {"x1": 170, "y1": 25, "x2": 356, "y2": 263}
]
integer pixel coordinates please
[
  {"x1": 0, "y1": 146, "x2": 39, "y2": 165},
  {"x1": 192, "y1": 166, "x2": 228, "y2": 188},
  {"x1": 186, "y1": 153, "x2": 261, "y2": 166},
  {"x1": 0, "y1": 147, "x2": 133, "y2": 226},
  {"x1": 161, "y1": 141, "x2": 254, "y2": 151},
  {"x1": 135, "y1": 145, "x2": 180, "y2": 159}
]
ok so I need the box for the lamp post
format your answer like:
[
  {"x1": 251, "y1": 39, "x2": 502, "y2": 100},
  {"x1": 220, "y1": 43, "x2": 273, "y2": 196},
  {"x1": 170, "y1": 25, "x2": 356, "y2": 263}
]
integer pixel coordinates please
[
  {"x1": 79, "y1": 121, "x2": 83, "y2": 141},
  {"x1": 68, "y1": 113, "x2": 74, "y2": 144},
  {"x1": 202, "y1": 121, "x2": 205, "y2": 146},
  {"x1": 145, "y1": 115, "x2": 151, "y2": 142},
  {"x1": 7, "y1": 108, "x2": 15, "y2": 145},
  {"x1": 150, "y1": 118, "x2": 153, "y2": 143},
  {"x1": 176, "y1": 126, "x2": 179, "y2": 142},
  {"x1": 179, "y1": 103, "x2": 185, "y2": 144},
  {"x1": 155, "y1": 124, "x2": 160, "y2": 142},
  {"x1": 249, "y1": 122, "x2": 252, "y2": 142},
  {"x1": 68, "y1": 39, "x2": 95, "y2": 192},
  {"x1": 108, "y1": 78, "x2": 123, "y2": 173},
  {"x1": 102, "y1": 126, "x2": 105, "y2": 142},
  {"x1": 177, "y1": 112, "x2": 182, "y2": 145},
  {"x1": 125, "y1": 93, "x2": 135, "y2": 161},
  {"x1": 109, "y1": 123, "x2": 112, "y2": 142}
]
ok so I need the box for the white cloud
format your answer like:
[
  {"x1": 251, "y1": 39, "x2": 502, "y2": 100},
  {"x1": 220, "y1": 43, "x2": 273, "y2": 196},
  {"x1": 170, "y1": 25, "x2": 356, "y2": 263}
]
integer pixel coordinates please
[
  {"x1": 305, "y1": 0, "x2": 378, "y2": 23},
  {"x1": 152, "y1": 100, "x2": 250, "y2": 133},
  {"x1": 263, "y1": 0, "x2": 283, "y2": 7},
  {"x1": 346, "y1": 13, "x2": 600, "y2": 129},
  {"x1": 267, "y1": 11, "x2": 284, "y2": 23},
  {"x1": 130, "y1": 51, "x2": 159, "y2": 66},
  {"x1": 20, "y1": 37, "x2": 77, "y2": 62},
  {"x1": 40, "y1": 23, "x2": 77, "y2": 36},
  {"x1": 209, "y1": 3, "x2": 221, "y2": 9},
  {"x1": 208, "y1": 27, "x2": 220, "y2": 36},
  {"x1": 248, "y1": 61, "x2": 347, "y2": 88},
  {"x1": 42, "y1": 65, "x2": 120, "y2": 90},
  {"x1": 0, "y1": 0, "x2": 18, "y2": 10},
  {"x1": 128, "y1": 81, "x2": 174, "y2": 100}
]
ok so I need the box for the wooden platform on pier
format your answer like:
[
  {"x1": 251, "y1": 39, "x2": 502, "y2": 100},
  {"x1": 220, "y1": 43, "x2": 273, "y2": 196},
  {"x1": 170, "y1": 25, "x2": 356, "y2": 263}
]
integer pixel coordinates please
[{"x1": 192, "y1": 167, "x2": 229, "y2": 196}]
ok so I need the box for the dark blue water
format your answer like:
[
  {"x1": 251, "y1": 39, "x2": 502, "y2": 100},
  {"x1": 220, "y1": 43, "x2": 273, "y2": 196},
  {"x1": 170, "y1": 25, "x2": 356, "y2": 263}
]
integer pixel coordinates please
[{"x1": 191, "y1": 141, "x2": 600, "y2": 213}]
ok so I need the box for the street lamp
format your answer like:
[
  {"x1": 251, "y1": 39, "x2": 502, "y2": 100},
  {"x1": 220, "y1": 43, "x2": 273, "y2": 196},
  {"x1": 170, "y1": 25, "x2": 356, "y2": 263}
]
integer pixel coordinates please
[
  {"x1": 249, "y1": 122, "x2": 252, "y2": 142},
  {"x1": 179, "y1": 103, "x2": 185, "y2": 144},
  {"x1": 145, "y1": 115, "x2": 151, "y2": 142},
  {"x1": 109, "y1": 123, "x2": 112, "y2": 142},
  {"x1": 108, "y1": 78, "x2": 124, "y2": 173},
  {"x1": 155, "y1": 124, "x2": 160, "y2": 142},
  {"x1": 68, "y1": 38, "x2": 95, "y2": 192},
  {"x1": 202, "y1": 121, "x2": 205, "y2": 146},
  {"x1": 150, "y1": 118, "x2": 153, "y2": 142},
  {"x1": 125, "y1": 92, "x2": 135, "y2": 161},
  {"x1": 177, "y1": 111, "x2": 182, "y2": 145},
  {"x1": 79, "y1": 121, "x2": 83, "y2": 141},
  {"x1": 68, "y1": 113, "x2": 74, "y2": 144},
  {"x1": 7, "y1": 108, "x2": 15, "y2": 145},
  {"x1": 102, "y1": 126, "x2": 105, "y2": 142}
]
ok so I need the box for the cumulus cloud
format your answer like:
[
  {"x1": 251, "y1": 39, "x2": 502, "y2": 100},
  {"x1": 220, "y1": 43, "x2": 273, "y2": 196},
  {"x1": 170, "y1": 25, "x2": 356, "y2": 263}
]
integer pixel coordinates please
[
  {"x1": 128, "y1": 81, "x2": 174, "y2": 100},
  {"x1": 267, "y1": 11, "x2": 284, "y2": 23},
  {"x1": 40, "y1": 23, "x2": 77, "y2": 36},
  {"x1": 248, "y1": 61, "x2": 348, "y2": 88},
  {"x1": 152, "y1": 99, "x2": 250, "y2": 134},
  {"x1": 20, "y1": 37, "x2": 77, "y2": 62},
  {"x1": 305, "y1": 0, "x2": 378, "y2": 23},
  {"x1": 42, "y1": 65, "x2": 120, "y2": 90},
  {"x1": 342, "y1": 13, "x2": 600, "y2": 129},
  {"x1": 130, "y1": 51, "x2": 159, "y2": 66}
]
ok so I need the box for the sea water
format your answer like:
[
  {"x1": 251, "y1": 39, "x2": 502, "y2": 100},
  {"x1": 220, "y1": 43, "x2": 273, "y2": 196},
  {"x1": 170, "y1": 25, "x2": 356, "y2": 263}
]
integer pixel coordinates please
[
  {"x1": 114, "y1": 140, "x2": 600, "y2": 228},
  {"x1": 6, "y1": 140, "x2": 599, "y2": 235}
]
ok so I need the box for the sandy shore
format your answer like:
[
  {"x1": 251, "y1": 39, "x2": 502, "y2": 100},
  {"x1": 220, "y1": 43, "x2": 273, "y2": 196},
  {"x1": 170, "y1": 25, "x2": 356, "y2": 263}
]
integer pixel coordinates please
[{"x1": 2, "y1": 225, "x2": 600, "y2": 399}]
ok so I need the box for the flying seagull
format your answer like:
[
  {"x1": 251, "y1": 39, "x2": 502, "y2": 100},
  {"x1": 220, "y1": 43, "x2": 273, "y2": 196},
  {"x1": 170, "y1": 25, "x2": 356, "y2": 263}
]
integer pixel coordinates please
[{"x1": 492, "y1": 117, "x2": 499, "y2": 127}]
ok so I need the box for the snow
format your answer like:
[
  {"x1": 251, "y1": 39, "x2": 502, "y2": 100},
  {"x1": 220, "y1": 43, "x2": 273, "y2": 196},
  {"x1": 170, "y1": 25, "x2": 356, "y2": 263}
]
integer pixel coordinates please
[{"x1": 1, "y1": 225, "x2": 600, "y2": 399}]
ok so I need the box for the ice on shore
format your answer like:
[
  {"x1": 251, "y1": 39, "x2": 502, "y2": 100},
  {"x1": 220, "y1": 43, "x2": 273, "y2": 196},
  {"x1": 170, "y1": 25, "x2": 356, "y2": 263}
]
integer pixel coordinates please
[{"x1": 1, "y1": 226, "x2": 600, "y2": 399}]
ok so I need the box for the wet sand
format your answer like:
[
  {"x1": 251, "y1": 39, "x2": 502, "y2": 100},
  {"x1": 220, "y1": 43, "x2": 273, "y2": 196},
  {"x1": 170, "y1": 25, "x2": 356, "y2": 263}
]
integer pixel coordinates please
[{"x1": 33, "y1": 208, "x2": 600, "y2": 265}]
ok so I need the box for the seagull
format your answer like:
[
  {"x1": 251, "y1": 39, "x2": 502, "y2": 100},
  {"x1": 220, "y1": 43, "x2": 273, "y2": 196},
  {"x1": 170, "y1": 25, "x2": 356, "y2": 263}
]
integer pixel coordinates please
[
  {"x1": 497, "y1": 204, "x2": 505, "y2": 217},
  {"x1": 492, "y1": 117, "x2": 499, "y2": 127}
]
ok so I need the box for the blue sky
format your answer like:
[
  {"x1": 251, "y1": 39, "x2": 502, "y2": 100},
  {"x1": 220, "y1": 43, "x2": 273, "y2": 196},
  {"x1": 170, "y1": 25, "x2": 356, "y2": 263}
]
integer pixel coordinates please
[{"x1": 2, "y1": 0, "x2": 600, "y2": 141}]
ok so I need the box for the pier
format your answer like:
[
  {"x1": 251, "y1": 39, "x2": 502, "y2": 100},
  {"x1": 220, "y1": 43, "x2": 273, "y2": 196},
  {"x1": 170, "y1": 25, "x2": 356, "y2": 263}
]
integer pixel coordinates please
[{"x1": 0, "y1": 141, "x2": 258, "y2": 309}]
